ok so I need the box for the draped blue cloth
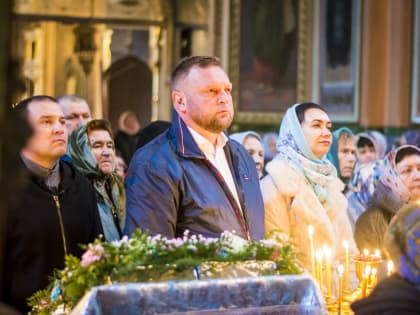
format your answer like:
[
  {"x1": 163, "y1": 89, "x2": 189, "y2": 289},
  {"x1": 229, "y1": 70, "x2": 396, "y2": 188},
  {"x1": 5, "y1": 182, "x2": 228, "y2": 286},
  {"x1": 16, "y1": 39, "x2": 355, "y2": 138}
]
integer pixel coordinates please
[{"x1": 71, "y1": 275, "x2": 325, "y2": 315}]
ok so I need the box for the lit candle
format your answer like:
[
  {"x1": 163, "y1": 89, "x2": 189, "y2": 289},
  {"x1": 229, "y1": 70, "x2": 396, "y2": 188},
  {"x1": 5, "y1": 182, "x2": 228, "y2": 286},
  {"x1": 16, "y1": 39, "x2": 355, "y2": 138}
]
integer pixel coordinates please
[
  {"x1": 371, "y1": 267, "x2": 377, "y2": 288},
  {"x1": 308, "y1": 225, "x2": 315, "y2": 276},
  {"x1": 343, "y1": 240, "x2": 350, "y2": 292},
  {"x1": 387, "y1": 260, "x2": 394, "y2": 276},
  {"x1": 363, "y1": 248, "x2": 369, "y2": 258},
  {"x1": 338, "y1": 264, "x2": 344, "y2": 314},
  {"x1": 316, "y1": 249, "x2": 324, "y2": 292},
  {"x1": 324, "y1": 246, "x2": 332, "y2": 298},
  {"x1": 374, "y1": 249, "x2": 381, "y2": 258},
  {"x1": 361, "y1": 266, "x2": 370, "y2": 298},
  {"x1": 365, "y1": 265, "x2": 371, "y2": 275}
]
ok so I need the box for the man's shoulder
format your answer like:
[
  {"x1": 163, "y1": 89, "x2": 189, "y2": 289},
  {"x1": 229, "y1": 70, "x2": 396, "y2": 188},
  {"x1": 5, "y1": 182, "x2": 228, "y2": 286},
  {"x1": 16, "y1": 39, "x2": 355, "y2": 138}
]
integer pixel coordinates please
[
  {"x1": 131, "y1": 131, "x2": 175, "y2": 164},
  {"x1": 59, "y1": 160, "x2": 94, "y2": 191}
]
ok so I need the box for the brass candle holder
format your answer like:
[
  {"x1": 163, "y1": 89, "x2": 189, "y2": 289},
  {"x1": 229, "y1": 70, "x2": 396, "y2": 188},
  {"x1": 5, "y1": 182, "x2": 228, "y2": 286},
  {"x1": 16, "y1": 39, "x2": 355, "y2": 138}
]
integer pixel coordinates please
[{"x1": 349, "y1": 254, "x2": 382, "y2": 301}]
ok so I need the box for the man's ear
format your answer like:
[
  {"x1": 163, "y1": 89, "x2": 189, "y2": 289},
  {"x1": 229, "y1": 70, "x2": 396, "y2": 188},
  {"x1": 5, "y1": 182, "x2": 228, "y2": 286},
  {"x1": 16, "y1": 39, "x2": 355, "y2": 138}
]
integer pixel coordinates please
[{"x1": 172, "y1": 91, "x2": 186, "y2": 113}]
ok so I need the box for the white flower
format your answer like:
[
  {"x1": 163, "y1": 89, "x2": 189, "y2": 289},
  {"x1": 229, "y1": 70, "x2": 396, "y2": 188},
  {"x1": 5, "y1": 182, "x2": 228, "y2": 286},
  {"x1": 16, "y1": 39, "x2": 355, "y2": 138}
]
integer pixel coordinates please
[{"x1": 221, "y1": 232, "x2": 248, "y2": 253}]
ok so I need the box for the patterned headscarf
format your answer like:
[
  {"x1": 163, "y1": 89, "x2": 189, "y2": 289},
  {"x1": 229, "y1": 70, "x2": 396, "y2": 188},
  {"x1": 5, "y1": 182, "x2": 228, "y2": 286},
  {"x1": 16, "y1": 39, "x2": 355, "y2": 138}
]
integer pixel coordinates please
[
  {"x1": 379, "y1": 145, "x2": 420, "y2": 204},
  {"x1": 68, "y1": 124, "x2": 126, "y2": 230},
  {"x1": 275, "y1": 104, "x2": 337, "y2": 203},
  {"x1": 384, "y1": 203, "x2": 420, "y2": 287},
  {"x1": 346, "y1": 160, "x2": 382, "y2": 224}
]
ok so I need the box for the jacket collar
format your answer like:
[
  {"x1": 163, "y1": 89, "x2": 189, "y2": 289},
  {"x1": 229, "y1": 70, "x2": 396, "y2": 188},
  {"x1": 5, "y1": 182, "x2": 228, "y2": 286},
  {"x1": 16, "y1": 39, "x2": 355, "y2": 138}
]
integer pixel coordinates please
[
  {"x1": 168, "y1": 111, "x2": 241, "y2": 169},
  {"x1": 169, "y1": 112, "x2": 216, "y2": 158},
  {"x1": 19, "y1": 156, "x2": 76, "y2": 194}
]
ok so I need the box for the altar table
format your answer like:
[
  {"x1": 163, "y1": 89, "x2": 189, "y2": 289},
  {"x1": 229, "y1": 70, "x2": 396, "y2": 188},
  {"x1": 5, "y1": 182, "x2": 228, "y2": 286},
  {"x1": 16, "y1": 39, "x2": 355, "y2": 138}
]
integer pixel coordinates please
[{"x1": 71, "y1": 275, "x2": 326, "y2": 315}]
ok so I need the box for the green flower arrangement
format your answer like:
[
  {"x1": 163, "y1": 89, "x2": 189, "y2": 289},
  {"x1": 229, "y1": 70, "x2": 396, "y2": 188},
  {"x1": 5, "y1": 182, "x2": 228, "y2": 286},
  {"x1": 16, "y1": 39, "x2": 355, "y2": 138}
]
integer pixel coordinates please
[{"x1": 28, "y1": 229, "x2": 302, "y2": 315}]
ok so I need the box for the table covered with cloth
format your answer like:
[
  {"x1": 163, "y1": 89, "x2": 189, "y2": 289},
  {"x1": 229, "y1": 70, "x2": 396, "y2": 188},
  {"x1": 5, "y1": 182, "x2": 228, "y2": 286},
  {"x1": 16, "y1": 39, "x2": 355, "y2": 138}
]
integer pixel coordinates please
[{"x1": 70, "y1": 275, "x2": 326, "y2": 315}]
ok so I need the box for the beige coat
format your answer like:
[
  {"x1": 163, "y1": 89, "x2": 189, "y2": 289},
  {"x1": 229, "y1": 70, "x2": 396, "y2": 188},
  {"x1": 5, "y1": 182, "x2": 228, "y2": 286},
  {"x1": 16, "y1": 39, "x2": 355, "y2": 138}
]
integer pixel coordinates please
[{"x1": 261, "y1": 158, "x2": 358, "y2": 271}]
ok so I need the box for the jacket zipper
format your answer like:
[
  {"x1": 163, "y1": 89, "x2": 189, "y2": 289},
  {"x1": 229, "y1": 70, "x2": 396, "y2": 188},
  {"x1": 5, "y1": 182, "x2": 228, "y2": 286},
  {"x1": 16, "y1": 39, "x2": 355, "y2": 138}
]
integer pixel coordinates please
[{"x1": 53, "y1": 194, "x2": 68, "y2": 256}]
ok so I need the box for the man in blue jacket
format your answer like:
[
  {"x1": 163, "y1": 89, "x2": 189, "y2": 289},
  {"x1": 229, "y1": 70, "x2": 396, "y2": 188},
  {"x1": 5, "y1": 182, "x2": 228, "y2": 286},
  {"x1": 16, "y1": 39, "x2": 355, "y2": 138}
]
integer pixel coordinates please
[{"x1": 125, "y1": 56, "x2": 264, "y2": 240}]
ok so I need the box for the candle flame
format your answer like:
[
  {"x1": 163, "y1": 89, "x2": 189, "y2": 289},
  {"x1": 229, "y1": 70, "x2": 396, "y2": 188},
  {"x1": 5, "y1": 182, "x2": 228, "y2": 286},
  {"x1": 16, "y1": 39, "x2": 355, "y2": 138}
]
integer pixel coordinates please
[
  {"x1": 387, "y1": 260, "x2": 394, "y2": 273},
  {"x1": 308, "y1": 225, "x2": 314, "y2": 236},
  {"x1": 363, "y1": 248, "x2": 369, "y2": 257},
  {"x1": 338, "y1": 264, "x2": 344, "y2": 275},
  {"x1": 343, "y1": 240, "x2": 348, "y2": 249},
  {"x1": 323, "y1": 246, "x2": 331, "y2": 260},
  {"x1": 365, "y1": 265, "x2": 371, "y2": 276},
  {"x1": 374, "y1": 249, "x2": 380, "y2": 258},
  {"x1": 316, "y1": 249, "x2": 323, "y2": 262}
]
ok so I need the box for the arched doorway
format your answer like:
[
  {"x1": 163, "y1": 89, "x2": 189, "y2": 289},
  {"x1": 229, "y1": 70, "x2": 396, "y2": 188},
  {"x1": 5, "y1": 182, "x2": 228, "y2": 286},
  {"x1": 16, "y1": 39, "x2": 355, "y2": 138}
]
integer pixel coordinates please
[{"x1": 103, "y1": 56, "x2": 152, "y2": 130}]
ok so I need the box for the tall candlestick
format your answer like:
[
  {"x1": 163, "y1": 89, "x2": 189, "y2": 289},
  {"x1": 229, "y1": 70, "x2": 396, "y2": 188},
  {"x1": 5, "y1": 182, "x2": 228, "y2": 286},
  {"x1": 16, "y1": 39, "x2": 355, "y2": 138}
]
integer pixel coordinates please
[
  {"x1": 324, "y1": 246, "x2": 332, "y2": 298},
  {"x1": 343, "y1": 240, "x2": 350, "y2": 292},
  {"x1": 387, "y1": 260, "x2": 394, "y2": 276},
  {"x1": 338, "y1": 265, "x2": 344, "y2": 315},
  {"x1": 308, "y1": 225, "x2": 315, "y2": 276},
  {"x1": 316, "y1": 249, "x2": 323, "y2": 292}
]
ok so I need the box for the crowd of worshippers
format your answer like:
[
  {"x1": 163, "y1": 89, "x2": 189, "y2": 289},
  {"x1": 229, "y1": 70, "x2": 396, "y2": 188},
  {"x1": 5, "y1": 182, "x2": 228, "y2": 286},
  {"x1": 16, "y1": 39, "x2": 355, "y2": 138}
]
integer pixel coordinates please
[{"x1": 1, "y1": 56, "x2": 419, "y2": 314}]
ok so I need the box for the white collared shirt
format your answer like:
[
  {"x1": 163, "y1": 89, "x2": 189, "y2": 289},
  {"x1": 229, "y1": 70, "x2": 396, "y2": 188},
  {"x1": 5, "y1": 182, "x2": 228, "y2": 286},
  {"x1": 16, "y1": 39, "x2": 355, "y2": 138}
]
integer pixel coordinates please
[{"x1": 188, "y1": 127, "x2": 242, "y2": 212}]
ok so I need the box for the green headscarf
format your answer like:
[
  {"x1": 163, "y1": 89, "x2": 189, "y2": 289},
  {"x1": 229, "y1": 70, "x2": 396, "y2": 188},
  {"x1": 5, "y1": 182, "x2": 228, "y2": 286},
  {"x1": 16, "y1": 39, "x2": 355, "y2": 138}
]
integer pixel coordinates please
[{"x1": 68, "y1": 124, "x2": 126, "y2": 236}]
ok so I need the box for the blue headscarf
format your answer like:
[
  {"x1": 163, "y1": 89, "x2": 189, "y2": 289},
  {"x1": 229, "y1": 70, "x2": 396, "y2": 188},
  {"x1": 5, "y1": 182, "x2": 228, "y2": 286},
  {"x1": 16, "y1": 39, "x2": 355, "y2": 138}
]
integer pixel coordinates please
[
  {"x1": 275, "y1": 104, "x2": 337, "y2": 202},
  {"x1": 326, "y1": 127, "x2": 354, "y2": 178},
  {"x1": 385, "y1": 203, "x2": 420, "y2": 287},
  {"x1": 346, "y1": 160, "x2": 382, "y2": 226}
]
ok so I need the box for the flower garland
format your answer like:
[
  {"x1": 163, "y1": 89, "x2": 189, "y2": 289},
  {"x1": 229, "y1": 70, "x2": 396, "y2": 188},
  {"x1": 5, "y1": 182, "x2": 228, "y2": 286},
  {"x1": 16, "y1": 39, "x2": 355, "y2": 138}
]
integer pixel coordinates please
[{"x1": 29, "y1": 229, "x2": 302, "y2": 314}]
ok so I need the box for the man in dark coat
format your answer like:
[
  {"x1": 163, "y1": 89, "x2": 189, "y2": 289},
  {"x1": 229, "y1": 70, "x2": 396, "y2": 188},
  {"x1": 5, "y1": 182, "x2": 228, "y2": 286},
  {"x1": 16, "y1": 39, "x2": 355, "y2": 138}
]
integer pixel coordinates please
[
  {"x1": 1, "y1": 95, "x2": 103, "y2": 313},
  {"x1": 125, "y1": 56, "x2": 264, "y2": 240}
]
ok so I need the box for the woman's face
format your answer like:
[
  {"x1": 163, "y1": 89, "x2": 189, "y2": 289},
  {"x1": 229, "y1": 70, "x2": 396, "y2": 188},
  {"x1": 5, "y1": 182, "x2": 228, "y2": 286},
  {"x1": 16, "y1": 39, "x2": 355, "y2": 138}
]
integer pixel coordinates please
[
  {"x1": 88, "y1": 129, "x2": 116, "y2": 174},
  {"x1": 300, "y1": 108, "x2": 332, "y2": 159},
  {"x1": 396, "y1": 154, "x2": 420, "y2": 201},
  {"x1": 243, "y1": 135, "x2": 264, "y2": 179},
  {"x1": 357, "y1": 145, "x2": 377, "y2": 164}
]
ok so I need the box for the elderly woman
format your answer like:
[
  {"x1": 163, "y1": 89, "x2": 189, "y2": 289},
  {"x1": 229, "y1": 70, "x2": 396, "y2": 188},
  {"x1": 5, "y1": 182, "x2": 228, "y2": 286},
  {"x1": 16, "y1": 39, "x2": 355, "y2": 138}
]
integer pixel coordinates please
[
  {"x1": 68, "y1": 119, "x2": 126, "y2": 242},
  {"x1": 230, "y1": 131, "x2": 265, "y2": 179},
  {"x1": 354, "y1": 145, "x2": 420, "y2": 253},
  {"x1": 326, "y1": 127, "x2": 357, "y2": 189},
  {"x1": 261, "y1": 103, "x2": 357, "y2": 271},
  {"x1": 351, "y1": 203, "x2": 420, "y2": 314}
]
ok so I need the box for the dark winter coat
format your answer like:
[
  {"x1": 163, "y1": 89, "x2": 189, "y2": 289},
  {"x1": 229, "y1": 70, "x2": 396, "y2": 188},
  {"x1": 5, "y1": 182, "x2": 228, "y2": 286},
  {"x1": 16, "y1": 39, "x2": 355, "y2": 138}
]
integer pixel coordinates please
[
  {"x1": 351, "y1": 274, "x2": 420, "y2": 315},
  {"x1": 1, "y1": 159, "x2": 103, "y2": 313}
]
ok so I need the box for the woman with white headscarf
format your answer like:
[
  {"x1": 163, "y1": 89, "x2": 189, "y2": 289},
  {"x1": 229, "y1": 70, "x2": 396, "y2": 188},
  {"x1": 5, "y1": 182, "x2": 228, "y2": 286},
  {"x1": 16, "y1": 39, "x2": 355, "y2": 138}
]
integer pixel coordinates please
[
  {"x1": 230, "y1": 131, "x2": 265, "y2": 179},
  {"x1": 261, "y1": 103, "x2": 357, "y2": 271}
]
